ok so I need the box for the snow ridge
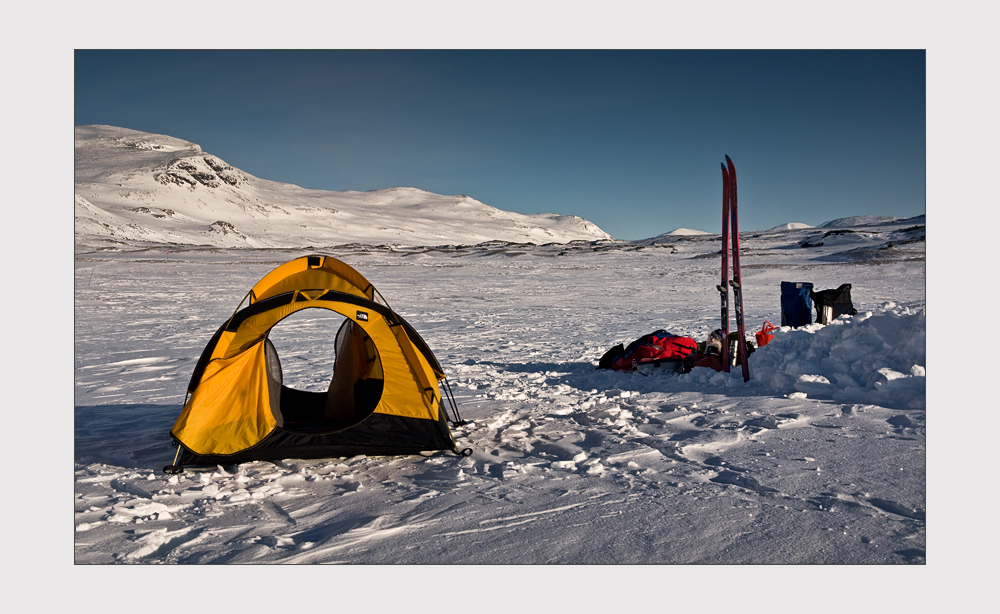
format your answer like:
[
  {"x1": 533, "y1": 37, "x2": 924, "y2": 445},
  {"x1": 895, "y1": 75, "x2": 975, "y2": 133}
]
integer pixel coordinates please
[{"x1": 75, "y1": 125, "x2": 614, "y2": 248}]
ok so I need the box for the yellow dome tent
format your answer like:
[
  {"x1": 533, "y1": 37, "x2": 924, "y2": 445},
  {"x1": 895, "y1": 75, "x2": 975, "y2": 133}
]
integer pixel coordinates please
[{"x1": 165, "y1": 255, "x2": 465, "y2": 472}]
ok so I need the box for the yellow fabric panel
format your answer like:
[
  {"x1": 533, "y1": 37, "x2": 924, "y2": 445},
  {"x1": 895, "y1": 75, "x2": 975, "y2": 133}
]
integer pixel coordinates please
[
  {"x1": 368, "y1": 335, "x2": 385, "y2": 380},
  {"x1": 392, "y1": 325, "x2": 438, "y2": 393},
  {"x1": 374, "y1": 359, "x2": 438, "y2": 420},
  {"x1": 172, "y1": 339, "x2": 277, "y2": 456},
  {"x1": 210, "y1": 331, "x2": 237, "y2": 362},
  {"x1": 221, "y1": 300, "x2": 315, "y2": 360},
  {"x1": 251, "y1": 256, "x2": 375, "y2": 303},
  {"x1": 366, "y1": 323, "x2": 441, "y2": 421}
]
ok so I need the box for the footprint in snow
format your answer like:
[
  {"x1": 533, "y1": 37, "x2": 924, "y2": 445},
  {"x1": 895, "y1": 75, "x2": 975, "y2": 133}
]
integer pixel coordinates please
[
  {"x1": 893, "y1": 548, "x2": 926, "y2": 564},
  {"x1": 887, "y1": 414, "x2": 916, "y2": 430},
  {"x1": 745, "y1": 413, "x2": 800, "y2": 430},
  {"x1": 867, "y1": 497, "x2": 925, "y2": 521},
  {"x1": 709, "y1": 470, "x2": 778, "y2": 494},
  {"x1": 123, "y1": 526, "x2": 205, "y2": 561}
]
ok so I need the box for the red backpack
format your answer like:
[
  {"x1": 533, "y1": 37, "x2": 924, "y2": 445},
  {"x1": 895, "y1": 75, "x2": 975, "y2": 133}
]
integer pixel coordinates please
[{"x1": 598, "y1": 330, "x2": 698, "y2": 372}]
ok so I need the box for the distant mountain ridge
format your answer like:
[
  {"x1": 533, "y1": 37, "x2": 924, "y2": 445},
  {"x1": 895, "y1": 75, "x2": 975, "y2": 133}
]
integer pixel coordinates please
[
  {"x1": 74, "y1": 125, "x2": 613, "y2": 248},
  {"x1": 660, "y1": 228, "x2": 711, "y2": 236},
  {"x1": 656, "y1": 216, "x2": 923, "y2": 237},
  {"x1": 818, "y1": 215, "x2": 920, "y2": 229},
  {"x1": 767, "y1": 222, "x2": 813, "y2": 231}
]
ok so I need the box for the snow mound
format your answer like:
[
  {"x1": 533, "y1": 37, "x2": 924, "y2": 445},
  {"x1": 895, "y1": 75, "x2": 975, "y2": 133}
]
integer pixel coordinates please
[
  {"x1": 753, "y1": 305, "x2": 925, "y2": 408},
  {"x1": 683, "y1": 304, "x2": 925, "y2": 409}
]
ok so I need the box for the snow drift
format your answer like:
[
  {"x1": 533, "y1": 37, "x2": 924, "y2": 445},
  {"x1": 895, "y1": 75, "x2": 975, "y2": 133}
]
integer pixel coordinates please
[{"x1": 681, "y1": 304, "x2": 925, "y2": 409}]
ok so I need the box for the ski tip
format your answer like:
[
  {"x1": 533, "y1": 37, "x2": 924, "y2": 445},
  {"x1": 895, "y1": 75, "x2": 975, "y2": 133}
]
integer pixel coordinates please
[
  {"x1": 721, "y1": 162, "x2": 727, "y2": 171},
  {"x1": 725, "y1": 154, "x2": 733, "y2": 164}
]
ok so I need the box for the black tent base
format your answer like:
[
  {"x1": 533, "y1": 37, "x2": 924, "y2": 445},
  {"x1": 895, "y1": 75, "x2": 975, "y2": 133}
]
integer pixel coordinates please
[
  {"x1": 167, "y1": 412, "x2": 462, "y2": 472},
  {"x1": 172, "y1": 445, "x2": 458, "y2": 471}
]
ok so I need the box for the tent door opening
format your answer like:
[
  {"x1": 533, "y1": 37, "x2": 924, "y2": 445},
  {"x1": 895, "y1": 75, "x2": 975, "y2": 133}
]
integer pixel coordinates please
[{"x1": 266, "y1": 310, "x2": 384, "y2": 434}]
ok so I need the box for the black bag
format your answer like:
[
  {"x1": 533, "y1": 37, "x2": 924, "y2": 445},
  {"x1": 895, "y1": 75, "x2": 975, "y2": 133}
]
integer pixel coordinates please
[
  {"x1": 811, "y1": 283, "x2": 858, "y2": 324},
  {"x1": 598, "y1": 344, "x2": 625, "y2": 370}
]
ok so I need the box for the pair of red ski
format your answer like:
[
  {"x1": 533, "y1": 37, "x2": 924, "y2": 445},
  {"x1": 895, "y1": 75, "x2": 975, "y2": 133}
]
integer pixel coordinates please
[{"x1": 719, "y1": 155, "x2": 750, "y2": 382}]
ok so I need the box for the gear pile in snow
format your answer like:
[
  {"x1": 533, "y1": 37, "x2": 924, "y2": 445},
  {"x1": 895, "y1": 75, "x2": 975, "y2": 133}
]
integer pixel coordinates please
[{"x1": 597, "y1": 330, "x2": 698, "y2": 373}]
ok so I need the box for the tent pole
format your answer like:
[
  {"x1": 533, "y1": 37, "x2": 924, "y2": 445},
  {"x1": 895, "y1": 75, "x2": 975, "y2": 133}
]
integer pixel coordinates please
[
  {"x1": 223, "y1": 290, "x2": 253, "y2": 331},
  {"x1": 163, "y1": 444, "x2": 184, "y2": 475},
  {"x1": 443, "y1": 378, "x2": 465, "y2": 426}
]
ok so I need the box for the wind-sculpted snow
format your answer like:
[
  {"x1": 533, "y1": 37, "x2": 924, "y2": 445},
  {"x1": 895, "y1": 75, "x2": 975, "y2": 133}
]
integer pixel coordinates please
[{"x1": 75, "y1": 214, "x2": 925, "y2": 564}]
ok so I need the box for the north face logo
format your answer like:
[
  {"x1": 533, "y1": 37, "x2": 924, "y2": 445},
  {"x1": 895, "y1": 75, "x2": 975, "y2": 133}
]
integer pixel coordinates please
[{"x1": 356, "y1": 310, "x2": 369, "y2": 322}]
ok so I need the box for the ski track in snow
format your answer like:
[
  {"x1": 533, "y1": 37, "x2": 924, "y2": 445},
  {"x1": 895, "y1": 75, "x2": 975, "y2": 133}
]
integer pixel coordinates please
[{"x1": 75, "y1": 225, "x2": 926, "y2": 564}]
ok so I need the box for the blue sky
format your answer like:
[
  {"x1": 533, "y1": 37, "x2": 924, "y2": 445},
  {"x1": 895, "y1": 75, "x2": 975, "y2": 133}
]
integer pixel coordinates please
[{"x1": 75, "y1": 50, "x2": 925, "y2": 240}]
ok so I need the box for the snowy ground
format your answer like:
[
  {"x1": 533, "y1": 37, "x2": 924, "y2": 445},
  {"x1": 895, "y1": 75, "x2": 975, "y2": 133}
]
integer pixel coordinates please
[{"x1": 72, "y1": 218, "x2": 938, "y2": 571}]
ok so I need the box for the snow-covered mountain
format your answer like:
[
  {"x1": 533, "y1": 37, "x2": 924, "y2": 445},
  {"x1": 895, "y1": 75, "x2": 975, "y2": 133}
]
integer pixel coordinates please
[
  {"x1": 74, "y1": 125, "x2": 613, "y2": 248},
  {"x1": 767, "y1": 222, "x2": 813, "y2": 231},
  {"x1": 660, "y1": 227, "x2": 711, "y2": 236},
  {"x1": 818, "y1": 215, "x2": 905, "y2": 228}
]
